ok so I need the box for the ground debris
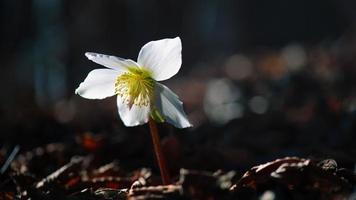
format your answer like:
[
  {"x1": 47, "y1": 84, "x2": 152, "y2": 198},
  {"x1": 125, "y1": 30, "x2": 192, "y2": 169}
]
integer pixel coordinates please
[
  {"x1": 2, "y1": 145, "x2": 354, "y2": 200},
  {"x1": 231, "y1": 157, "x2": 355, "y2": 199},
  {"x1": 128, "y1": 184, "x2": 183, "y2": 200}
]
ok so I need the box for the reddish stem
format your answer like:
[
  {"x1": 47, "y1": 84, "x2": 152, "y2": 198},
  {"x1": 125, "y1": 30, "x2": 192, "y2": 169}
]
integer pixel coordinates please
[{"x1": 148, "y1": 118, "x2": 171, "y2": 185}]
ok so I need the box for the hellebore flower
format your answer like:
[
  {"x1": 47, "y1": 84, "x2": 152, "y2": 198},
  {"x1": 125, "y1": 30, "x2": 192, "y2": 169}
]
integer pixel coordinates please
[{"x1": 76, "y1": 37, "x2": 192, "y2": 128}]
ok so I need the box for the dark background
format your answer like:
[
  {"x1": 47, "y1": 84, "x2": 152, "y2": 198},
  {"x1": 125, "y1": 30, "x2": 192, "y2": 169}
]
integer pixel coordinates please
[{"x1": 1, "y1": 0, "x2": 356, "y2": 172}]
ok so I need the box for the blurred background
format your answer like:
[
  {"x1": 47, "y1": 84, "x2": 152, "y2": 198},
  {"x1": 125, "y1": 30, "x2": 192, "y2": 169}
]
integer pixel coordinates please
[{"x1": 1, "y1": 0, "x2": 356, "y2": 172}]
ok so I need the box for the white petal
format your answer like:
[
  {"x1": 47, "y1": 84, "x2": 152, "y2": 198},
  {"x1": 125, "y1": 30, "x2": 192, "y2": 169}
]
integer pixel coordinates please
[
  {"x1": 137, "y1": 37, "x2": 182, "y2": 81},
  {"x1": 154, "y1": 83, "x2": 192, "y2": 128},
  {"x1": 85, "y1": 52, "x2": 139, "y2": 72},
  {"x1": 117, "y1": 96, "x2": 150, "y2": 127},
  {"x1": 75, "y1": 69, "x2": 120, "y2": 99}
]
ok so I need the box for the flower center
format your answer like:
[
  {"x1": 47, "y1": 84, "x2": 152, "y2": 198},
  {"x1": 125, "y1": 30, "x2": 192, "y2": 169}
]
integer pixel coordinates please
[{"x1": 115, "y1": 67, "x2": 155, "y2": 108}]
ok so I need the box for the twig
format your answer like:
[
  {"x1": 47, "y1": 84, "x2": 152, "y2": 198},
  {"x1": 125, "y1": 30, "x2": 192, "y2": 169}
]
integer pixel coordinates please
[{"x1": 1, "y1": 145, "x2": 20, "y2": 174}]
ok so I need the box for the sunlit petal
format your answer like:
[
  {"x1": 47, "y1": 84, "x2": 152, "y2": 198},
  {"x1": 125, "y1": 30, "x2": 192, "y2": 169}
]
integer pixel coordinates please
[
  {"x1": 75, "y1": 69, "x2": 120, "y2": 99},
  {"x1": 85, "y1": 52, "x2": 139, "y2": 72},
  {"x1": 137, "y1": 37, "x2": 182, "y2": 81},
  {"x1": 117, "y1": 96, "x2": 150, "y2": 126},
  {"x1": 154, "y1": 83, "x2": 192, "y2": 128}
]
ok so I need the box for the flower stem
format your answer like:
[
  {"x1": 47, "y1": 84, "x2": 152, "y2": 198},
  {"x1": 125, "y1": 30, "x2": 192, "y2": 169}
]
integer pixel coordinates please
[{"x1": 148, "y1": 118, "x2": 171, "y2": 185}]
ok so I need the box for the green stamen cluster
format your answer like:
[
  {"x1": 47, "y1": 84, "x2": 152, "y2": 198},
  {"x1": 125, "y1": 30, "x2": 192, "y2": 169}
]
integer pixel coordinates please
[{"x1": 115, "y1": 67, "x2": 155, "y2": 108}]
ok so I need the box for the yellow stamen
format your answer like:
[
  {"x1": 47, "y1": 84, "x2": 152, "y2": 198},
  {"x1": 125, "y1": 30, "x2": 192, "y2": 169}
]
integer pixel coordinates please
[{"x1": 115, "y1": 67, "x2": 155, "y2": 108}]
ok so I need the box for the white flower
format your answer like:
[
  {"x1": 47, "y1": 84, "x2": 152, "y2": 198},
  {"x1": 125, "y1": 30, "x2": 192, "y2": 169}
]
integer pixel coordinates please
[{"x1": 75, "y1": 37, "x2": 192, "y2": 128}]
